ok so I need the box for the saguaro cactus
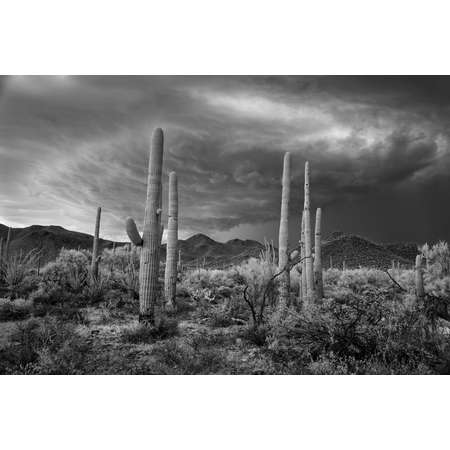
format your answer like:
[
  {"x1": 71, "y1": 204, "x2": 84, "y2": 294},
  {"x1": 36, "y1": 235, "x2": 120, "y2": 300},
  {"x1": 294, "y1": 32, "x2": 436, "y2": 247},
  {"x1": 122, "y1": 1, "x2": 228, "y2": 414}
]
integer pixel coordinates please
[
  {"x1": 300, "y1": 211, "x2": 307, "y2": 302},
  {"x1": 303, "y1": 162, "x2": 314, "y2": 300},
  {"x1": 278, "y1": 152, "x2": 291, "y2": 305},
  {"x1": 5, "y1": 227, "x2": 11, "y2": 261},
  {"x1": 415, "y1": 254, "x2": 425, "y2": 301},
  {"x1": 164, "y1": 172, "x2": 178, "y2": 310},
  {"x1": 314, "y1": 207, "x2": 324, "y2": 300},
  {"x1": 91, "y1": 207, "x2": 101, "y2": 278},
  {"x1": 126, "y1": 128, "x2": 164, "y2": 324}
]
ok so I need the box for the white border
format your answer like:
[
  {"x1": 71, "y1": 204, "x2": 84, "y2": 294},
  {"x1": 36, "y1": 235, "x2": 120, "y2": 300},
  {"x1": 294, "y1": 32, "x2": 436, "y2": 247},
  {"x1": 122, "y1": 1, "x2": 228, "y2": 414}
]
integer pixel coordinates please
[{"x1": 1, "y1": 1, "x2": 450, "y2": 449}]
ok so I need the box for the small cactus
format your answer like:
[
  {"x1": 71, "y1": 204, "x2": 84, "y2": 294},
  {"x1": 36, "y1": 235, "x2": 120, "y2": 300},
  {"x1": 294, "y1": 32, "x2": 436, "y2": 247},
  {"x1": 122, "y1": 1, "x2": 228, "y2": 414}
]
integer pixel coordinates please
[
  {"x1": 303, "y1": 162, "x2": 314, "y2": 302},
  {"x1": 278, "y1": 152, "x2": 291, "y2": 306},
  {"x1": 314, "y1": 207, "x2": 323, "y2": 300},
  {"x1": 415, "y1": 254, "x2": 425, "y2": 301},
  {"x1": 125, "y1": 128, "x2": 164, "y2": 324},
  {"x1": 91, "y1": 207, "x2": 101, "y2": 278},
  {"x1": 164, "y1": 172, "x2": 178, "y2": 310}
]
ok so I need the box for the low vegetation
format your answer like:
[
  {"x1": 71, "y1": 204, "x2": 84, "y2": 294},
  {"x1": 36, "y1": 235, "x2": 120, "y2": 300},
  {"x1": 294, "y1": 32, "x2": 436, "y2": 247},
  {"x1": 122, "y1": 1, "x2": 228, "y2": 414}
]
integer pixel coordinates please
[{"x1": 0, "y1": 240, "x2": 448, "y2": 375}]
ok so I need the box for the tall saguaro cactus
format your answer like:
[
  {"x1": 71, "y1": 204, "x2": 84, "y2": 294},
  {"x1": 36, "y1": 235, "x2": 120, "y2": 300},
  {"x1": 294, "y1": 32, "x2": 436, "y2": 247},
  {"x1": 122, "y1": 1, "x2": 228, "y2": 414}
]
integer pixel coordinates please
[
  {"x1": 300, "y1": 211, "x2": 307, "y2": 302},
  {"x1": 91, "y1": 207, "x2": 102, "y2": 278},
  {"x1": 415, "y1": 254, "x2": 425, "y2": 301},
  {"x1": 5, "y1": 227, "x2": 11, "y2": 261},
  {"x1": 314, "y1": 207, "x2": 324, "y2": 299},
  {"x1": 164, "y1": 171, "x2": 178, "y2": 310},
  {"x1": 278, "y1": 152, "x2": 291, "y2": 305},
  {"x1": 303, "y1": 161, "x2": 314, "y2": 301},
  {"x1": 126, "y1": 128, "x2": 164, "y2": 324}
]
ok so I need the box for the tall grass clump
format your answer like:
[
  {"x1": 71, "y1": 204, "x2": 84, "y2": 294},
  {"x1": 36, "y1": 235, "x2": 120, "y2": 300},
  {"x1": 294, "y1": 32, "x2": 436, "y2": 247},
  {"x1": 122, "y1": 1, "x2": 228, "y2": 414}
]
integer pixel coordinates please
[{"x1": 0, "y1": 249, "x2": 40, "y2": 299}]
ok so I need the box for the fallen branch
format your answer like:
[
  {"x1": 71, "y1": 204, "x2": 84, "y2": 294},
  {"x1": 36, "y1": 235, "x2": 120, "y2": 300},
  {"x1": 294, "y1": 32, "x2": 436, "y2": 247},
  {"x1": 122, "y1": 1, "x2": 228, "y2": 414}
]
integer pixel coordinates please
[{"x1": 384, "y1": 270, "x2": 407, "y2": 292}]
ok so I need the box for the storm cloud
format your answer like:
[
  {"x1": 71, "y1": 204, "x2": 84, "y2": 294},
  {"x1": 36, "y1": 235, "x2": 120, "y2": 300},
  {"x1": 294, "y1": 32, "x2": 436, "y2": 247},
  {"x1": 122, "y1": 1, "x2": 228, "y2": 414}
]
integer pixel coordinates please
[{"x1": 1, "y1": 75, "x2": 450, "y2": 244}]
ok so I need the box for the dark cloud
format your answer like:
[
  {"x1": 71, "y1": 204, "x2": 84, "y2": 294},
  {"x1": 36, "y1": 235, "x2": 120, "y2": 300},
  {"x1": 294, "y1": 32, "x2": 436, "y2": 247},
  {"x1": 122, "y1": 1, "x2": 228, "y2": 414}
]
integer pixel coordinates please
[{"x1": 1, "y1": 76, "x2": 450, "y2": 244}]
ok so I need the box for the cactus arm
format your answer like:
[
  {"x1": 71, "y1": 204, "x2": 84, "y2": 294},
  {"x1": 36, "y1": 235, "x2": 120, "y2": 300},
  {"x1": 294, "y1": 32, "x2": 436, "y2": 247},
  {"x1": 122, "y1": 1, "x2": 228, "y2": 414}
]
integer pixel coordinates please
[{"x1": 126, "y1": 217, "x2": 143, "y2": 246}]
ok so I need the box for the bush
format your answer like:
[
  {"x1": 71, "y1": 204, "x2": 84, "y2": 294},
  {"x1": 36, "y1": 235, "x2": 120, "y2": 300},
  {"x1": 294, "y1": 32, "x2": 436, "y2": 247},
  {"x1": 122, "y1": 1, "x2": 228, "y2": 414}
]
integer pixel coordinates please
[
  {"x1": 149, "y1": 333, "x2": 228, "y2": 374},
  {"x1": 40, "y1": 249, "x2": 90, "y2": 297},
  {"x1": 0, "y1": 250, "x2": 40, "y2": 299},
  {"x1": 267, "y1": 288, "x2": 450, "y2": 374},
  {"x1": 0, "y1": 316, "x2": 91, "y2": 374},
  {"x1": 0, "y1": 298, "x2": 33, "y2": 321},
  {"x1": 121, "y1": 317, "x2": 179, "y2": 344}
]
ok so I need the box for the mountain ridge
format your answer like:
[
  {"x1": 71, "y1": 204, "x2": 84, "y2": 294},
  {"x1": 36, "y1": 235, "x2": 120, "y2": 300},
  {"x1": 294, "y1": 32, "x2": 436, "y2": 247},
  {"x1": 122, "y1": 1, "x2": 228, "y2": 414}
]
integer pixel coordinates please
[{"x1": 0, "y1": 223, "x2": 418, "y2": 269}]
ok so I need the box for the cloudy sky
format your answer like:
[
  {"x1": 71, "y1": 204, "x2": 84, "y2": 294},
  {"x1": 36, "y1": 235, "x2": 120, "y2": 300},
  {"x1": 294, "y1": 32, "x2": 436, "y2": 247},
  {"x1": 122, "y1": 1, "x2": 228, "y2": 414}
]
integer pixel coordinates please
[{"x1": 1, "y1": 75, "x2": 450, "y2": 244}]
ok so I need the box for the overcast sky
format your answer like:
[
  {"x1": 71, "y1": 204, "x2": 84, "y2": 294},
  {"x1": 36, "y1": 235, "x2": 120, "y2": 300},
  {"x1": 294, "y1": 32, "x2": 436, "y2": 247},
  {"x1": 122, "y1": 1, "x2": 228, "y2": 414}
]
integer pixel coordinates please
[{"x1": 1, "y1": 75, "x2": 449, "y2": 244}]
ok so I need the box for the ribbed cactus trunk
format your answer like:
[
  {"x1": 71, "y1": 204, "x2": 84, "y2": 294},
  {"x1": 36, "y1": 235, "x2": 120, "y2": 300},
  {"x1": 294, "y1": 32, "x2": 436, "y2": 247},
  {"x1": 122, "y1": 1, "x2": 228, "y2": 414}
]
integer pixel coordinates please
[
  {"x1": 0, "y1": 237, "x2": 3, "y2": 264},
  {"x1": 278, "y1": 152, "x2": 291, "y2": 306},
  {"x1": 91, "y1": 207, "x2": 101, "y2": 278},
  {"x1": 164, "y1": 172, "x2": 178, "y2": 310},
  {"x1": 415, "y1": 254, "x2": 425, "y2": 301},
  {"x1": 155, "y1": 186, "x2": 164, "y2": 275},
  {"x1": 300, "y1": 211, "x2": 307, "y2": 302},
  {"x1": 314, "y1": 207, "x2": 323, "y2": 300},
  {"x1": 125, "y1": 128, "x2": 164, "y2": 324},
  {"x1": 303, "y1": 162, "x2": 314, "y2": 302},
  {"x1": 177, "y1": 249, "x2": 182, "y2": 273}
]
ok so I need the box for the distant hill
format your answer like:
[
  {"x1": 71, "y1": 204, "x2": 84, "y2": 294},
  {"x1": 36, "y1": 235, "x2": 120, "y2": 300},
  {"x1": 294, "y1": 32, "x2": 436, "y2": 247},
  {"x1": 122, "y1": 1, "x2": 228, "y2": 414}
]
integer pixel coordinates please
[
  {"x1": 162, "y1": 233, "x2": 264, "y2": 268},
  {"x1": 0, "y1": 224, "x2": 263, "y2": 268},
  {"x1": 322, "y1": 234, "x2": 415, "y2": 269},
  {"x1": 0, "y1": 224, "x2": 121, "y2": 264},
  {"x1": 0, "y1": 224, "x2": 418, "y2": 269}
]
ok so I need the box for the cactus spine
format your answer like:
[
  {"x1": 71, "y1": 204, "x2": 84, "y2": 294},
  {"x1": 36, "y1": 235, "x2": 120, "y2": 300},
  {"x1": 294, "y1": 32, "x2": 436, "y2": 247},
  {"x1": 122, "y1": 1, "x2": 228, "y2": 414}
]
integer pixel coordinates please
[
  {"x1": 314, "y1": 207, "x2": 323, "y2": 300},
  {"x1": 415, "y1": 254, "x2": 425, "y2": 301},
  {"x1": 91, "y1": 207, "x2": 101, "y2": 278},
  {"x1": 125, "y1": 128, "x2": 164, "y2": 324},
  {"x1": 303, "y1": 162, "x2": 314, "y2": 302},
  {"x1": 164, "y1": 172, "x2": 178, "y2": 310},
  {"x1": 278, "y1": 152, "x2": 291, "y2": 305}
]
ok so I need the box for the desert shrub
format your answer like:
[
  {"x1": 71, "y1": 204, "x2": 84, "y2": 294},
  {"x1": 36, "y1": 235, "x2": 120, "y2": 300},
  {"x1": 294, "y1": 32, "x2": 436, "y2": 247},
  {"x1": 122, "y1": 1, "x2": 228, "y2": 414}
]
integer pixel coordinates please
[
  {"x1": 267, "y1": 288, "x2": 450, "y2": 374},
  {"x1": 149, "y1": 333, "x2": 227, "y2": 374},
  {"x1": 104, "y1": 246, "x2": 140, "y2": 299},
  {"x1": 101, "y1": 246, "x2": 139, "y2": 273},
  {"x1": 121, "y1": 317, "x2": 179, "y2": 344},
  {"x1": 0, "y1": 250, "x2": 40, "y2": 299},
  {"x1": 0, "y1": 316, "x2": 91, "y2": 374},
  {"x1": 0, "y1": 298, "x2": 33, "y2": 321},
  {"x1": 234, "y1": 257, "x2": 278, "y2": 328},
  {"x1": 181, "y1": 267, "x2": 239, "y2": 300},
  {"x1": 421, "y1": 241, "x2": 450, "y2": 276},
  {"x1": 324, "y1": 268, "x2": 390, "y2": 296},
  {"x1": 36, "y1": 249, "x2": 90, "y2": 305},
  {"x1": 82, "y1": 275, "x2": 111, "y2": 304}
]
